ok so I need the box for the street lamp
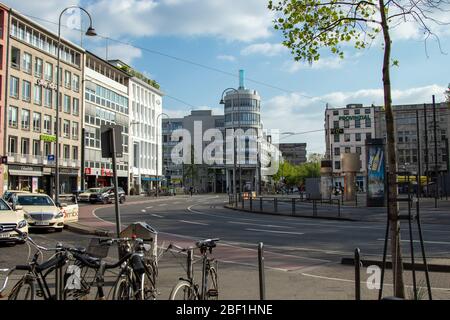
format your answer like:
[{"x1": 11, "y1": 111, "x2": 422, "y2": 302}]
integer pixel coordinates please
[
  {"x1": 220, "y1": 88, "x2": 240, "y2": 205},
  {"x1": 56, "y1": 6, "x2": 96, "y2": 204},
  {"x1": 156, "y1": 113, "x2": 170, "y2": 197}
]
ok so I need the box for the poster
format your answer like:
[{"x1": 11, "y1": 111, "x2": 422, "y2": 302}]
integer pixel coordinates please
[
  {"x1": 366, "y1": 139, "x2": 385, "y2": 207},
  {"x1": 32, "y1": 177, "x2": 39, "y2": 193}
]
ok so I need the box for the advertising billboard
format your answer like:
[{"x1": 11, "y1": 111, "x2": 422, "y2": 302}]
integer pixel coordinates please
[{"x1": 366, "y1": 139, "x2": 386, "y2": 207}]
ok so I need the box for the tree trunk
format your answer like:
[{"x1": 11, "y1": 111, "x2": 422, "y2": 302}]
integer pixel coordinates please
[{"x1": 379, "y1": 0, "x2": 406, "y2": 298}]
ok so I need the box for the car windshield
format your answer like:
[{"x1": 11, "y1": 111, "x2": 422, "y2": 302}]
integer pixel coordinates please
[
  {"x1": 86, "y1": 188, "x2": 100, "y2": 193},
  {"x1": 0, "y1": 199, "x2": 12, "y2": 211},
  {"x1": 100, "y1": 187, "x2": 112, "y2": 193},
  {"x1": 17, "y1": 195, "x2": 54, "y2": 206}
]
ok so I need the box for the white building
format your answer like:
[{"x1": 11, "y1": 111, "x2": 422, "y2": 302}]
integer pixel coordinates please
[
  {"x1": 324, "y1": 104, "x2": 377, "y2": 191},
  {"x1": 109, "y1": 60, "x2": 163, "y2": 195}
]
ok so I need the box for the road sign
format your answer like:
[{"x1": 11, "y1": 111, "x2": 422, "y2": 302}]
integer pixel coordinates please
[
  {"x1": 48, "y1": 154, "x2": 55, "y2": 161},
  {"x1": 101, "y1": 125, "x2": 123, "y2": 158}
]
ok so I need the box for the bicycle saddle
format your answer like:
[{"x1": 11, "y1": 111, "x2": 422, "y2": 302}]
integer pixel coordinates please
[{"x1": 196, "y1": 238, "x2": 220, "y2": 249}]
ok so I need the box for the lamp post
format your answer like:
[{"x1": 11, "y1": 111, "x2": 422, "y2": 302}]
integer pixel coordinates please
[
  {"x1": 156, "y1": 113, "x2": 170, "y2": 197},
  {"x1": 56, "y1": 6, "x2": 96, "y2": 204},
  {"x1": 220, "y1": 88, "x2": 240, "y2": 205}
]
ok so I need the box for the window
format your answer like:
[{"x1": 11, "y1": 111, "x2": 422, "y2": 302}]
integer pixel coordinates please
[
  {"x1": 22, "y1": 52, "x2": 32, "y2": 73},
  {"x1": 43, "y1": 115, "x2": 51, "y2": 134},
  {"x1": 366, "y1": 133, "x2": 372, "y2": 141},
  {"x1": 344, "y1": 120, "x2": 349, "y2": 128},
  {"x1": 365, "y1": 108, "x2": 371, "y2": 114},
  {"x1": 344, "y1": 133, "x2": 351, "y2": 142},
  {"x1": 72, "y1": 74, "x2": 79, "y2": 92},
  {"x1": 34, "y1": 85, "x2": 42, "y2": 105},
  {"x1": 355, "y1": 118, "x2": 360, "y2": 128},
  {"x1": 333, "y1": 110, "x2": 339, "y2": 116},
  {"x1": 365, "y1": 118, "x2": 371, "y2": 128},
  {"x1": 33, "y1": 112, "x2": 41, "y2": 132},
  {"x1": 10, "y1": 76, "x2": 19, "y2": 98},
  {"x1": 354, "y1": 109, "x2": 360, "y2": 115},
  {"x1": 73, "y1": 98, "x2": 79, "y2": 115},
  {"x1": 21, "y1": 109, "x2": 30, "y2": 130},
  {"x1": 21, "y1": 138, "x2": 30, "y2": 155},
  {"x1": 334, "y1": 134, "x2": 340, "y2": 143},
  {"x1": 8, "y1": 136, "x2": 18, "y2": 154},
  {"x1": 44, "y1": 88, "x2": 52, "y2": 107},
  {"x1": 33, "y1": 140, "x2": 40, "y2": 156},
  {"x1": 72, "y1": 146, "x2": 78, "y2": 160},
  {"x1": 22, "y1": 80, "x2": 31, "y2": 101},
  {"x1": 335, "y1": 161, "x2": 341, "y2": 170},
  {"x1": 333, "y1": 121, "x2": 339, "y2": 128},
  {"x1": 64, "y1": 70, "x2": 71, "y2": 88},
  {"x1": 63, "y1": 144, "x2": 70, "y2": 159},
  {"x1": 71, "y1": 121, "x2": 79, "y2": 139},
  {"x1": 64, "y1": 95, "x2": 70, "y2": 113},
  {"x1": 345, "y1": 147, "x2": 351, "y2": 153},
  {"x1": 44, "y1": 62, "x2": 53, "y2": 81},
  {"x1": 11, "y1": 47, "x2": 20, "y2": 68},
  {"x1": 43, "y1": 142, "x2": 51, "y2": 156},
  {"x1": 334, "y1": 147, "x2": 340, "y2": 156},
  {"x1": 344, "y1": 110, "x2": 349, "y2": 115},
  {"x1": 35, "y1": 57, "x2": 43, "y2": 77},
  {"x1": 63, "y1": 120, "x2": 70, "y2": 138},
  {"x1": 8, "y1": 106, "x2": 18, "y2": 127},
  {"x1": 356, "y1": 147, "x2": 362, "y2": 154},
  {"x1": 355, "y1": 133, "x2": 361, "y2": 141}
]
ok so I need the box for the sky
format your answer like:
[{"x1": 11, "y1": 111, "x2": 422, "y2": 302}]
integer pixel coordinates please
[{"x1": 6, "y1": 0, "x2": 450, "y2": 155}]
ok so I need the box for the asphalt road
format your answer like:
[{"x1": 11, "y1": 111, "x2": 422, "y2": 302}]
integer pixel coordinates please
[{"x1": 1, "y1": 194, "x2": 449, "y2": 299}]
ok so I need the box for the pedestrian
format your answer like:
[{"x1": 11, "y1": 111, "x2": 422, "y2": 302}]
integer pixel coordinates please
[{"x1": 189, "y1": 186, "x2": 193, "y2": 197}]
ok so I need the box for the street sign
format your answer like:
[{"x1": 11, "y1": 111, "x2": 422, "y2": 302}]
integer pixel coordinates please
[
  {"x1": 101, "y1": 125, "x2": 123, "y2": 158},
  {"x1": 330, "y1": 128, "x2": 344, "y2": 134},
  {"x1": 48, "y1": 154, "x2": 55, "y2": 161}
]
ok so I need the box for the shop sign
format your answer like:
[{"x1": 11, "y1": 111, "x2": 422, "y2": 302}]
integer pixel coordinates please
[
  {"x1": 9, "y1": 165, "x2": 41, "y2": 172},
  {"x1": 35, "y1": 78, "x2": 57, "y2": 90},
  {"x1": 40, "y1": 134, "x2": 56, "y2": 142},
  {"x1": 330, "y1": 128, "x2": 344, "y2": 134},
  {"x1": 338, "y1": 115, "x2": 370, "y2": 121}
]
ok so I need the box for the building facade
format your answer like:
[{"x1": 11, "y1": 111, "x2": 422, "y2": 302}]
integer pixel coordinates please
[
  {"x1": 278, "y1": 143, "x2": 307, "y2": 165},
  {"x1": 0, "y1": 5, "x2": 9, "y2": 194},
  {"x1": 108, "y1": 59, "x2": 163, "y2": 195},
  {"x1": 5, "y1": 9, "x2": 84, "y2": 195},
  {"x1": 83, "y1": 52, "x2": 130, "y2": 192}
]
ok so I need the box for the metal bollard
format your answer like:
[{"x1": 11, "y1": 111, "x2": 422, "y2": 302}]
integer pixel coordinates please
[
  {"x1": 274, "y1": 197, "x2": 278, "y2": 213},
  {"x1": 292, "y1": 198, "x2": 295, "y2": 215},
  {"x1": 250, "y1": 196, "x2": 253, "y2": 211},
  {"x1": 260, "y1": 197, "x2": 263, "y2": 211},
  {"x1": 241, "y1": 195, "x2": 244, "y2": 209},
  {"x1": 338, "y1": 199, "x2": 341, "y2": 218},
  {"x1": 258, "y1": 242, "x2": 265, "y2": 300},
  {"x1": 355, "y1": 248, "x2": 361, "y2": 300}
]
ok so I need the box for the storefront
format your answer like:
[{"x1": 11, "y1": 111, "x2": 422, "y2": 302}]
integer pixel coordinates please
[
  {"x1": 58, "y1": 168, "x2": 79, "y2": 194},
  {"x1": 85, "y1": 168, "x2": 113, "y2": 188},
  {"x1": 8, "y1": 165, "x2": 43, "y2": 192}
]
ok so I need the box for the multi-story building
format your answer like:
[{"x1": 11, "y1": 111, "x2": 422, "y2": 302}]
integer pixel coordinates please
[
  {"x1": 278, "y1": 143, "x2": 307, "y2": 165},
  {"x1": 374, "y1": 102, "x2": 450, "y2": 176},
  {"x1": 83, "y1": 52, "x2": 130, "y2": 192},
  {"x1": 324, "y1": 104, "x2": 378, "y2": 191},
  {"x1": 162, "y1": 110, "x2": 226, "y2": 193},
  {"x1": 5, "y1": 9, "x2": 84, "y2": 194},
  {"x1": 108, "y1": 59, "x2": 163, "y2": 195},
  {"x1": 0, "y1": 5, "x2": 9, "y2": 194}
]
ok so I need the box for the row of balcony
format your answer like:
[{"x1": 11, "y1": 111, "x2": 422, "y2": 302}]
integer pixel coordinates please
[{"x1": 7, "y1": 153, "x2": 80, "y2": 167}]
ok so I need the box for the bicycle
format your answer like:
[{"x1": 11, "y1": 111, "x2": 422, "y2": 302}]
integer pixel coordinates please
[{"x1": 168, "y1": 238, "x2": 219, "y2": 300}]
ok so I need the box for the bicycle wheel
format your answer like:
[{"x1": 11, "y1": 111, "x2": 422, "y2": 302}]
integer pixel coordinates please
[
  {"x1": 8, "y1": 277, "x2": 35, "y2": 300},
  {"x1": 112, "y1": 276, "x2": 134, "y2": 300},
  {"x1": 169, "y1": 280, "x2": 197, "y2": 300},
  {"x1": 206, "y1": 266, "x2": 218, "y2": 300},
  {"x1": 140, "y1": 269, "x2": 157, "y2": 300}
]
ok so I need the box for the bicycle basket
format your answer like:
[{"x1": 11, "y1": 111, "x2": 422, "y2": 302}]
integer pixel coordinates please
[
  {"x1": 86, "y1": 238, "x2": 110, "y2": 258},
  {"x1": 119, "y1": 222, "x2": 158, "y2": 259}
]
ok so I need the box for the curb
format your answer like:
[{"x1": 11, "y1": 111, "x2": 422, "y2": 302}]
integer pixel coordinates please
[
  {"x1": 341, "y1": 257, "x2": 450, "y2": 273},
  {"x1": 65, "y1": 223, "x2": 111, "y2": 237},
  {"x1": 224, "y1": 205, "x2": 356, "y2": 222}
]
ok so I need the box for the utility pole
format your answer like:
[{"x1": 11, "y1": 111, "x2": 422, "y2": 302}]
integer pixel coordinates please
[
  {"x1": 432, "y1": 95, "x2": 438, "y2": 208},
  {"x1": 416, "y1": 110, "x2": 421, "y2": 199},
  {"x1": 424, "y1": 104, "x2": 429, "y2": 197}
]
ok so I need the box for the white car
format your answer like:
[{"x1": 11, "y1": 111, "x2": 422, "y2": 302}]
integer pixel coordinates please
[
  {"x1": 15, "y1": 194, "x2": 64, "y2": 232},
  {"x1": 77, "y1": 188, "x2": 101, "y2": 202},
  {"x1": 0, "y1": 198, "x2": 28, "y2": 244}
]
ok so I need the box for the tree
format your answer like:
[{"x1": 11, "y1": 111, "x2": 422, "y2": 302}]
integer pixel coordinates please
[
  {"x1": 268, "y1": 0, "x2": 449, "y2": 298},
  {"x1": 308, "y1": 153, "x2": 324, "y2": 163},
  {"x1": 445, "y1": 84, "x2": 450, "y2": 104}
]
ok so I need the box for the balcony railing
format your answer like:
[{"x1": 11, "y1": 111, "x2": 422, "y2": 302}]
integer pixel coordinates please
[{"x1": 7, "y1": 153, "x2": 80, "y2": 167}]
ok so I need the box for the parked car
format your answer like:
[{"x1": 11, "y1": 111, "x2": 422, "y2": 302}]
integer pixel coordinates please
[
  {"x1": 0, "y1": 198, "x2": 28, "y2": 244},
  {"x1": 15, "y1": 194, "x2": 64, "y2": 232},
  {"x1": 77, "y1": 188, "x2": 102, "y2": 202},
  {"x1": 2, "y1": 190, "x2": 31, "y2": 205},
  {"x1": 58, "y1": 194, "x2": 79, "y2": 224},
  {"x1": 89, "y1": 187, "x2": 126, "y2": 204}
]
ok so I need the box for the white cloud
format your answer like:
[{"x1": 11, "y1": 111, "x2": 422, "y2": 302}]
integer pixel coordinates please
[
  {"x1": 217, "y1": 55, "x2": 236, "y2": 62},
  {"x1": 282, "y1": 56, "x2": 345, "y2": 73},
  {"x1": 263, "y1": 84, "x2": 448, "y2": 153},
  {"x1": 241, "y1": 43, "x2": 286, "y2": 56},
  {"x1": 103, "y1": 43, "x2": 143, "y2": 65}
]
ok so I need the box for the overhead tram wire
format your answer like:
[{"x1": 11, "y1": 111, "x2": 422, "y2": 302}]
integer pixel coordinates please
[{"x1": 21, "y1": 13, "x2": 330, "y2": 105}]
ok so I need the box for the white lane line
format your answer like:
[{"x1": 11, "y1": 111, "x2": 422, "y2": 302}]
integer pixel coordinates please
[
  {"x1": 146, "y1": 206, "x2": 153, "y2": 209},
  {"x1": 159, "y1": 204, "x2": 167, "y2": 207},
  {"x1": 377, "y1": 238, "x2": 450, "y2": 245},
  {"x1": 228, "y1": 221, "x2": 292, "y2": 229},
  {"x1": 141, "y1": 209, "x2": 146, "y2": 213},
  {"x1": 152, "y1": 214, "x2": 164, "y2": 218},
  {"x1": 246, "y1": 228, "x2": 304, "y2": 235},
  {"x1": 179, "y1": 220, "x2": 209, "y2": 226}
]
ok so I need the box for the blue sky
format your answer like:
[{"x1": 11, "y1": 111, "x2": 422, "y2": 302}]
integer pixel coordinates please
[{"x1": 8, "y1": 0, "x2": 450, "y2": 155}]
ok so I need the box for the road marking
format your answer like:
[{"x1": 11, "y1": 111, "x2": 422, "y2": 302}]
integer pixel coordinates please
[
  {"x1": 228, "y1": 221, "x2": 292, "y2": 229},
  {"x1": 179, "y1": 220, "x2": 209, "y2": 226},
  {"x1": 141, "y1": 209, "x2": 146, "y2": 213},
  {"x1": 377, "y1": 238, "x2": 450, "y2": 245},
  {"x1": 152, "y1": 214, "x2": 164, "y2": 218},
  {"x1": 159, "y1": 204, "x2": 167, "y2": 207},
  {"x1": 246, "y1": 228, "x2": 304, "y2": 235},
  {"x1": 146, "y1": 206, "x2": 153, "y2": 209}
]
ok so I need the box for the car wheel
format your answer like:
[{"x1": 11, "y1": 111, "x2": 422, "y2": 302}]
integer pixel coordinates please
[{"x1": 55, "y1": 228, "x2": 63, "y2": 233}]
